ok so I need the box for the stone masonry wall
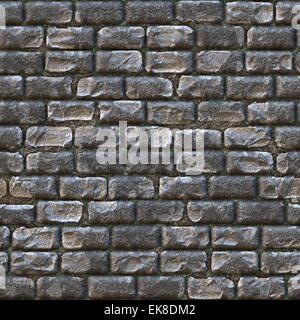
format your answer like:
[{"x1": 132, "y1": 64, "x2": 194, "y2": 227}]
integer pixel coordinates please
[{"x1": 1, "y1": 0, "x2": 300, "y2": 300}]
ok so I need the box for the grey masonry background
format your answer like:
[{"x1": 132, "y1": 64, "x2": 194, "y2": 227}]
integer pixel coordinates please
[{"x1": 1, "y1": 0, "x2": 300, "y2": 299}]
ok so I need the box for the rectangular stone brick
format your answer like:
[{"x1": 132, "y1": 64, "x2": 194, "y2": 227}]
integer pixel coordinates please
[
  {"x1": 0, "y1": 76, "x2": 23, "y2": 98},
  {"x1": 177, "y1": 76, "x2": 224, "y2": 98},
  {"x1": 136, "y1": 200, "x2": 184, "y2": 224},
  {"x1": 75, "y1": 1, "x2": 123, "y2": 24},
  {"x1": 98, "y1": 26, "x2": 144, "y2": 49},
  {"x1": 96, "y1": 50, "x2": 142, "y2": 73},
  {"x1": 37, "y1": 276, "x2": 85, "y2": 299},
  {"x1": 147, "y1": 101, "x2": 195, "y2": 124},
  {"x1": 112, "y1": 226, "x2": 160, "y2": 249},
  {"x1": 12, "y1": 227, "x2": 59, "y2": 250},
  {"x1": 0, "y1": 52, "x2": 44, "y2": 74},
  {"x1": 88, "y1": 276, "x2": 135, "y2": 299},
  {"x1": 238, "y1": 277, "x2": 285, "y2": 299},
  {"x1": 126, "y1": 1, "x2": 173, "y2": 24},
  {"x1": 247, "y1": 101, "x2": 295, "y2": 124},
  {"x1": 162, "y1": 226, "x2": 209, "y2": 249},
  {"x1": 237, "y1": 201, "x2": 285, "y2": 224},
  {"x1": 0, "y1": 152, "x2": 23, "y2": 174},
  {"x1": 9, "y1": 176, "x2": 57, "y2": 199},
  {"x1": 62, "y1": 227, "x2": 109, "y2": 250},
  {"x1": 0, "y1": 2, "x2": 23, "y2": 25},
  {"x1": 26, "y1": 77, "x2": 72, "y2": 99},
  {"x1": 11, "y1": 252, "x2": 58, "y2": 275},
  {"x1": 60, "y1": 177, "x2": 107, "y2": 200},
  {"x1": 227, "y1": 151, "x2": 273, "y2": 174},
  {"x1": 47, "y1": 27, "x2": 95, "y2": 49},
  {"x1": 276, "y1": 1, "x2": 298, "y2": 24},
  {"x1": 226, "y1": 2, "x2": 273, "y2": 24},
  {"x1": 212, "y1": 227, "x2": 259, "y2": 249},
  {"x1": 0, "y1": 27, "x2": 43, "y2": 49},
  {"x1": 99, "y1": 100, "x2": 145, "y2": 123},
  {"x1": 0, "y1": 126, "x2": 22, "y2": 150},
  {"x1": 275, "y1": 127, "x2": 300, "y2": 149},
  {"x1": 145, "y1": 51, "x2": 193, "y2": 73},
  {"x1": 0, "y1": 226, "x2": 10, "y2": 249},
  {"x1": 276, "y1": 76, "x2": 300, "y2": 98},
  {"x1": 45, "y1": 51, "x2": 93, "y2": 74},
  {"x1": 0, "y1": 101, "x2": 46, "y2": 125},
  {"x1": 262, "y1": 252, "x2": 300, "y2": 274},
  {"x1": 277, "y1": 152, "x2": 300, "y2": 174},
  {"x1": 62, "y1": 251, "x2": 108, "y2": 274},
  {"x1": 0, "y1": 277, "x2": 35, "y2": 299},
  {"x1": 88, "y1": 201, "x2": 135, "y2": 224},
  {"x1": 126, "y1": 76, "x2": 173, "y2": 99},
  {"x1": 138, "y1": 276, "x2": 185, "y2": 299},
  {"x1": 0, "y1": 205, "x2": 34, "y2": 225},
  {"x1": 160, "y1": 251, "x2": 207, "y2": 274},
  {"x1": 48, "y1": 101, "x2": 95, "y2": 122},
  {"x1": 25, "y1": 1, "x2": 72, "y2": 24},
  {"x1": 227, "y1": 76, "x2": 273, "y2": 100},
  {"x1": 287, "y1": 204, "x2": 300, "y2": 224},
  {"x1": 111, "y1": 251, "x2": 158, "y2": 275},
  {"x1": 263, "y1": 227, "x2": 300, "y2": 249},
  {"x1": 77, "y1": 77, "x2": 123, "y2": 99},
  {"x1": 147, "y1": 26, "x2": 193, "y2": 49},
  {"x1": 209, "y1": 176, "x2": 256, "y2": 199},
  {"x1": 187, "y1": 201, "x2": 235, "y2": 224},
  {"x1": 247, "y1": 27, "x2": 295, "y2": 49},
  {"x1": 212, "y1": 251, "x2": 258, "y2": 274},
  {"x1": 37, "y1": 201, "x2": 83, "y2": 223},
  {"x1": 109, "y1": 176, "x2": 154, "y2": 200},
  {"x1": 197, "y1": 26, "x2": 244, "y2": 49},
  {"x1": 177, "y1": 1, "x2": 223, "y2": 23}
]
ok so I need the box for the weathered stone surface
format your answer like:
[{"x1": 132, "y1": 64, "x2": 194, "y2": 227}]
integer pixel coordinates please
[
  {"x1": 178, "y1": 76, "x2": 224, "y2": 99},
  {"x1": 146, "y1": 51, "x2": 192, "y2": 73},
  {"x1": 0, "y1": 226, "x2": 10, "y2": 249},
  {"x1": 275, "y1": 127, "x2": 300, "y2": 149},
  {"x1": 0, "y1": 179, "x2": 6, "y2": 197},
  {"x1": 47, "y1": 27, "x2": 94, "y2": 49},
  {"x1": 99, "y1": 100, "x2": 145, "y2": 123},
  {"x1": 45, "y1": 51, "x2": 93, "y2": 74},
  {"x1": 12, "y1": 227, "x2": 59, "y2": 250},
  {"x1": 0, "y1": 126, "x2": 22, "y2": 150},
  {"x1": 60, "y1": 177, "x2": 107, "y2": 200},
  {"x1": 0, "y1": 76, "x2": 23, "y2": 98},
  {"x1": 277, "y1": 76, "x2": 300, "y2": 98},
  {"x1": 61, "y1": 251, "x2": 108, "y2": 274},
  {"x1": 277, "y1": 152, "x2": 300, "y2": 174},
  {"x1": 138, "y1": 276, "x2": 185, "y2": 299},
  {"x1": 188, "y1": 277, "x2": 235, "y2": 300},
  {"x1": 263, "y1": 227, "x2": 300, "y2": 249},
  {"x1": 126, "y1": 77, "x2": 173, "y2": 99},
  {"x1": 276, "y1": 2, "x2": 298, "y2": 24},
  {"x1": 111, "y1": 251, "x2": 158, "y2": 274},
  {"x1": 212, "y1": 251, "x2": 258, "y2": 274},
  {"x1": 196, "y1": 51, "x2": 243, "y2": 73},
  {"x1": 0, "y1": 152, "x2": 23, "y2": 174},
  {"x1": 160, "y1": 251, "x2": 207, "y2": 274},
  {"x1": 0, "y1": 277, "x2": 35, "y2": 299},
  {"x1": 98, "y1": 26, "x2": 144, "y2": 49},
  {"x1": 37, "y1": 201, "x2": 83, "y2": 223},
  {"x1": 62, "y1": 227, "x2": 109, "y2": 250},
  {"x1": 9, "y1": 176, "x2": 57, "y2": 199},
  {"x1": 0, "y1": 205, "x2": 34, "y2": 225},
  {"x1": 77, "y1": 77, "x2": 123, "y2": 99},
  {"x1": 37, "y1": 276, "x2": 85, "y2": 299},
  {"x1": 96, "y1": 51, "x2": 142, "y2": 73},
  {"x1": 162, "y1": 226, "x2": 209, "y2": 249},
  {"x1": 147, "y1": 26, "x2": 193, "y2": 48},
  {"x1": 261, "y1": 252, "x2": 300, "y2": 274},
  {"x1": 238, "y1": 277, "x2": 285, "y2": 299},
  {"x1": 48, "y1": 101, "x2": 95, "y2": 122},
  {"x1": 88, "y1": 201, "x2": 135, "y2": 224},
  {"x1": 0, "y1": 2, "x2": 23, "y2": 25},
  {"x1": 247, "y1": 101, "x2": 295, "y2": 124},
  {"x1": 188, "y1": 201, "x2": 235, "y2": 224},
  {"x1": 224, "y1": 127, "x2": 271, "y2": 148},
  {"x1": 11, "y1": 252, "x2": 58, "y2": 275},
  {"x1": 227, "y1": 151, "x2": 273, "y2": 174},
  {"x1": 212, "y1": 227, "x2": 259, "y2": 249}
]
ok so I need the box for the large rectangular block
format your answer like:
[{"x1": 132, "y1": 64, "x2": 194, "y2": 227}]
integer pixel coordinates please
[{"x1": 0, "y1": 205, "x2": 34, "y2": 225}]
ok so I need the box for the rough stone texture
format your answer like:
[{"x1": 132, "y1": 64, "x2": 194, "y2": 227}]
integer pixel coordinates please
[{"x1": 1, "y1": 0, "x2": 299, "y2": 300}]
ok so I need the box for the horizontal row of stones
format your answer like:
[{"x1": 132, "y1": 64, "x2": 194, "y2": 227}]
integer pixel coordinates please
[
  {"x1": 2, "y1": 50, "x2": 300, "y2": 75},
  {"x1": 5, "y1": 125, "x2": 300, "y2": 149},
  {"x1": 2, "y1": 224, "x2": 300, "y2": 250},
  {"x1": 2, "y1": 26, "x2": 300, "y2": 50},
  {"x1": 3, "y1": 150, "x2": 300, "y2": 175},
  {"x1": 3, "y1": 249, "x2": 300, "y2": 277},
  {"x1": 0, "y1": 275, "x2": 298, "y2": 300},
  {"x1": 5, "y1": 76, "x2": 300, "y2": 99},
  {"x1": 1, "y1": 1, "x2": 299, "y2": 26},
  {"x1": 0, "y1": 200, "x2": 299, "y2": 224},
  {"x1": 0, "y1": 100, "x2": 299, "y2": 126}
]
